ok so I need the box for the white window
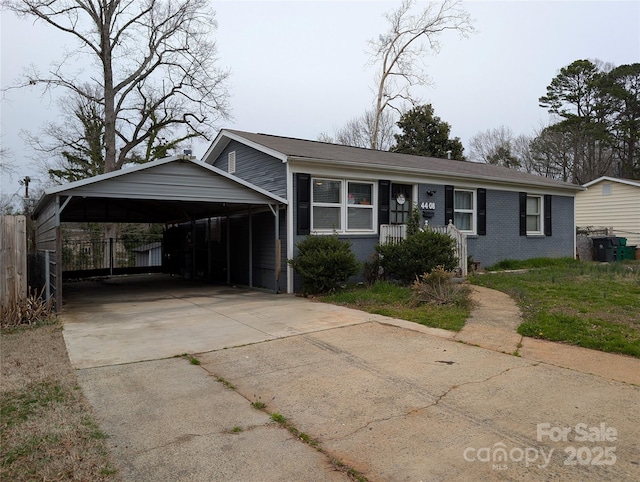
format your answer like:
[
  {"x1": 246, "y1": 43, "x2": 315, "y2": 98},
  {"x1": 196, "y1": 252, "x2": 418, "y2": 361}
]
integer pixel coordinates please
[
  {"x1": 347, "y1": 182, "x2": 373, "y2": 230},
  {"x1": 454, "y1": 189, "x2": 475, "y2": 233},
  {"x1": 526, "y1": 195, "x2": 543, "y2": 234},
  {"x1": 602, "y1": 183, "x2": 612, "y2": 195},
  {"x1": 312, "y1": 178, "x2": 375, "y2": 233},
  {"x1": 312, "y1": 179, "x2": 342, "y2": 230}
]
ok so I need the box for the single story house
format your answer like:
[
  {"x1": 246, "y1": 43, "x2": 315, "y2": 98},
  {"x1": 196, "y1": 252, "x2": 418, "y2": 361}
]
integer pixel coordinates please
[
  {"x1": 31, "y1": 130, "x2": 583, "y2": 306},
  {"x1": 575, "y1": 176, "x2": 640, "y2": 246},
  {"x1": 203, "y1": 129, "x2": 583, "y2": 292}
]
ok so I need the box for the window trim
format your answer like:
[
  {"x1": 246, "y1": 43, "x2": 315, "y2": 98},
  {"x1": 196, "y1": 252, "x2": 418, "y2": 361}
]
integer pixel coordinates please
[
  {"x1": 310, "y1": 177, "x2": 376, "y2": 234},
  {"x1": 526, "y1": 194, "x2": 544, "y2": 235},
  {"x1": 453, "y1": 188, "x2": 476, "y2": 235}
]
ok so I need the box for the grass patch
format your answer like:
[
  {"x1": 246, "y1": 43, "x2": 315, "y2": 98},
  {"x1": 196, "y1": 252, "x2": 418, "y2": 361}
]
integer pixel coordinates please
[
  {"x1": 1, "y1": 382, "x2": 67, "y2": 429},
  {"x1": 266, "y1": 408, "x2": 365, "y2": 479},
  {"x1": 1, "y1": 323, "x2": 119, "y2": 481},
  {"x1": 177, "y1": 353, "x2": 201, "y2": 365},
  {"x1": 216, "y1": 376, "x2": 236, "y2": 390},
  {"x1": 485, "y1": 257, "x2": 580, "y2": 271},
  {"x1": 471, "y1": 260, "x2": 640, "y2": 357},
  {"x1": 321, "y1": 281, "x2": 470, "y2": 331},
  {"x1": 270, "y1": 412, "x2": 286, "y2": 424}
]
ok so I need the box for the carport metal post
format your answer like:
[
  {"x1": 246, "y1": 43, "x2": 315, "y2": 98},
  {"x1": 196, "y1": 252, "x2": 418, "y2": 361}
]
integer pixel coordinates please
[
  {"x1": 207, "y1": 218, "x2": 212, "y2": 281},
  {"x1": 191, "y1": 220, "x2": 196, "y2": 279},
  {"x1": 269, "y1": 204, "x2": 280, "y2": 294},
  {"x1": 109, "y1": 238, "x2": 114, "y2": 276},
  {"x1": 226, "y1": 211, "x2": 231, "y2": 285},
  {"x1": 248, "y1": 204, "x2": 253, "y2": 288}
]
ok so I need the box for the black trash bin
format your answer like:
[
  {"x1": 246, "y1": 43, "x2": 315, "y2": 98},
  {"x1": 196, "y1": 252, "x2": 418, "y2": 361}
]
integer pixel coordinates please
[{"x1": 592, "y1": 237, "x2": 618, "y2": 262}]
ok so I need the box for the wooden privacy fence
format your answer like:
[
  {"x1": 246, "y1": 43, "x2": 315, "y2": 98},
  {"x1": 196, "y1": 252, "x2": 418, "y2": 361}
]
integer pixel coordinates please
[{"x1": 0, "y1": 215, "x2": 27, "y2": 307}]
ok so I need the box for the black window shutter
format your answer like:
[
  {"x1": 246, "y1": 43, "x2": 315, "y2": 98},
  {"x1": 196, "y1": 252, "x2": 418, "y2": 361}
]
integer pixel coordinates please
[
  {"x1": 296, "y1": 173, "x2": 311, "y2": 235},
  {"x1": 519, "y1": 192, "x2": 527, "y2": 236},
  {"x1": 477, "y1": 188, "x2": 486, "y2": 236},
  {"x1": 378, "y1": 180, "x2": 391, "y2": 225},
  {"x1": 444, "y1": 185, "x2": 454, "y2": 225},
  {"x1": 544, "y1": 194, "x2": 552, "y2": 236}
]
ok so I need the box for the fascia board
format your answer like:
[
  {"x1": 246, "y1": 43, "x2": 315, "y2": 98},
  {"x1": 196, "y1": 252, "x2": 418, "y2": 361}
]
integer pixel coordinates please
[
  {"x1": 203, "y1": 130, "x2": 288, "y2": 164},
  {"x1": 201, "y1": 131, "x2": 231, "y2": 163},
  {"x1": 583, "y1": 176, "x2": 640, "y2": 189},
  {"x1": 287, "y1": 157, "x2": 584, "y2": 195},
  {"x1": 43, "y1": 156, "x2": 182, "y2": 195}
]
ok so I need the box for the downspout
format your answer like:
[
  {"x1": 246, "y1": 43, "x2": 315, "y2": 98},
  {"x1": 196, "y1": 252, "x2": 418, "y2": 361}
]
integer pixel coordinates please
[{"x1": 286, "y1": 162, "x2": 294, "y2": 293}]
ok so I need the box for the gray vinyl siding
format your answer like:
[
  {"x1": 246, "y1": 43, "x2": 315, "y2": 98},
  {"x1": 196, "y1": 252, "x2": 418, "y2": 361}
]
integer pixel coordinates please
[
  {"x1": 54, "y1": 162, "x2": 277, "y2": 204},
  {"x1": 35, "y1": 197, "x2": 58, "y2": 252},
  {"x1": 228, "y1": 208, "x2": 287, "y2": 292},
  {"x1": 213, "y1": 141, "x2": 287, "y2": 199},
  {"x1": 33, "y1": 196, "x2": 61, "y2": 309}
]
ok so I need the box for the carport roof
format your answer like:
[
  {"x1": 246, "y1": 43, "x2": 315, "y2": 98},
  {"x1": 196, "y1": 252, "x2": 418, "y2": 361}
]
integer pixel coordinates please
[{"x1": 33, "y1": 156, "x2": 287, "y2": 224}]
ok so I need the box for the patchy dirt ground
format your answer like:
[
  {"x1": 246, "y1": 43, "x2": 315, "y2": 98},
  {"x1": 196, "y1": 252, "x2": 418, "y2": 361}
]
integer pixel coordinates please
[{"x1": 1, "y1": 323, "x2": 120, "y2": 481}]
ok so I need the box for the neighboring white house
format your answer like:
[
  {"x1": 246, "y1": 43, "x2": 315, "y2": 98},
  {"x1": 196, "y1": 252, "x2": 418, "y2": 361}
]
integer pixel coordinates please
[{"x1": 576, "y1": 176, "x2": 640, "y2": 247}]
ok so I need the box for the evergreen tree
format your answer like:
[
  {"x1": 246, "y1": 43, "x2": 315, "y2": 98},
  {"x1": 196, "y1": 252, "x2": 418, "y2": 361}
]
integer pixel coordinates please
[{"x1": 392, "y1": 104, "x2": 465, "y2": 160}]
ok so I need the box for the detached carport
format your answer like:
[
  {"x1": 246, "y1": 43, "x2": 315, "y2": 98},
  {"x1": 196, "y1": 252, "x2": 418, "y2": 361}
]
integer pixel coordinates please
[{"x1": 31, "y1": 155, "x2": 287, "y2": 309}]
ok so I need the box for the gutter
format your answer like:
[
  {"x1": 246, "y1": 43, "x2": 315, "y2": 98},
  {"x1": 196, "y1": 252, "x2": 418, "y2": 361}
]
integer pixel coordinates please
[{"x1": 287, "y1": 156, "x2": 585, "y2": 193}]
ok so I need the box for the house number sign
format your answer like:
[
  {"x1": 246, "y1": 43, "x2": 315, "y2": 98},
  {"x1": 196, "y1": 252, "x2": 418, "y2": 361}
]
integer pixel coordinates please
[{"x1": 421, "y1": 201, "x2": 436, "y2": 210}]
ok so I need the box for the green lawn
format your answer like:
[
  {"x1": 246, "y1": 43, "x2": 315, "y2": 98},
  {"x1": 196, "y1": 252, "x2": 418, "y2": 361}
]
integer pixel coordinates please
[
  {"x1": 471, "y1": 260, "x2": 640, "y2": 357},
  {"x1": 320, "y1": 281, "x2": 470, "y2": 331}
]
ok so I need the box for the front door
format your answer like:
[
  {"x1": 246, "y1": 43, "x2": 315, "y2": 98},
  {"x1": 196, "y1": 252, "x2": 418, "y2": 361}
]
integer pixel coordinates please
[{"x1": 390, "y1": 184, "x2": 412, "y2": 225}]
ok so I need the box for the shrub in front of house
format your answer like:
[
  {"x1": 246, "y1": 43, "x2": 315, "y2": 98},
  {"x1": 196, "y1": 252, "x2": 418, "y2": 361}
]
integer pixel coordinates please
[
  {"x1": 289, "y1": 235, "x2": 360, "y2": 295},
  {"x1": 376, "y1": 230, "x2": 457, "y2": 284},
  {"x1": 412, "y1": 266, "x2": 472, "y2": 307}
]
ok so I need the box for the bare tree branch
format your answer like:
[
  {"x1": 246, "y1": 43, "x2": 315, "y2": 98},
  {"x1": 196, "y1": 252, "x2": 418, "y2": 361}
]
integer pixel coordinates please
[
  {"x1": 368, "y1": 0, "x2": 474, "y2": 149},
  {"x1": 3, "y1": 0, "x2": 231, "y2": 174}
]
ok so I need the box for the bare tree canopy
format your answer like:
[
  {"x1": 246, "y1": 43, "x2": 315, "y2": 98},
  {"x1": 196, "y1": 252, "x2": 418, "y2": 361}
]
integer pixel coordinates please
[
  {"x1": 468, "y1": 126, "x2": 528, "y2": 169},
  {"x1": 318, "y1": 109, "x2": 396, "y2": 150},
  {"x1": 4, "y1": 0, "x2": 231, "y2": 174},
  {"x1": 0, "y1": 144, "x2": 17, "y2": 177},
  {"x1": 368, "y1": 0, "x2": 473, "y2": 149}
]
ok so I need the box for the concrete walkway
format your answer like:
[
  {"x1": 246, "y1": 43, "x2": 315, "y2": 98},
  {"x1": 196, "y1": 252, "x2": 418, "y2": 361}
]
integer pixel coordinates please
[{"x1": 450, "y1": 286, "x2": 640, "y2": 386}]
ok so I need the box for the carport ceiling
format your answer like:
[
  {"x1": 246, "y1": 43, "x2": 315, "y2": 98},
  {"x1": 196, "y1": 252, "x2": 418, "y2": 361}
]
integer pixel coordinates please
[
  {"x1": 34, "y1": 156, "x2": 287, "y2": 225},
  {"x1": 59, "y1": 197, "x2": 263, "y2": 224}
]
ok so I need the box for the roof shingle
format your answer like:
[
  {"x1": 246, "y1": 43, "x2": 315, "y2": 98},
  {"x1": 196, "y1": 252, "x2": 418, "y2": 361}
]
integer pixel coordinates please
[{"x1": 224, "y1": 129, "x2": 581, "y2": 191}]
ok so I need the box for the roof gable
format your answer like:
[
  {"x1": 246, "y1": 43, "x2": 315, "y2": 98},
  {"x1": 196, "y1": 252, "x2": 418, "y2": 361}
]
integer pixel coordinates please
[
  {"x1": 33, "y1": 156, "x2": 287, "y2": 222},
  {"x1": 582, "y1": 176, "x2": 640, "y2": 189},
  {"x1": 41, "y1": 156, "x2": 286, "y2": 205}
]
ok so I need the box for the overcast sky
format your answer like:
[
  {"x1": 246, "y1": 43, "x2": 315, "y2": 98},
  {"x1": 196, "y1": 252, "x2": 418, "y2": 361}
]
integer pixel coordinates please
[{"x1": 1, "y1": 0, "x2": 639, "y2": 199}]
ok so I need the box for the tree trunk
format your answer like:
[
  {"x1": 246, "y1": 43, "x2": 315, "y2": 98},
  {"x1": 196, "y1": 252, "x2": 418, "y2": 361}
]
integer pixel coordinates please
[{"x1": 101, "y1": 4, "x2": 116, "y2": 173}]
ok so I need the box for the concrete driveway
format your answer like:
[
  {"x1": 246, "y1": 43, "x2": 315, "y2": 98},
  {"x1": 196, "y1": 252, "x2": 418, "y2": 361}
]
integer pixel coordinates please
[
  {"x1": 63, "y1": 275, "x2": 640, "y2": 481},
  {"x1": 62, "y1": 275, "x2": 379, "y2": 369}
]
